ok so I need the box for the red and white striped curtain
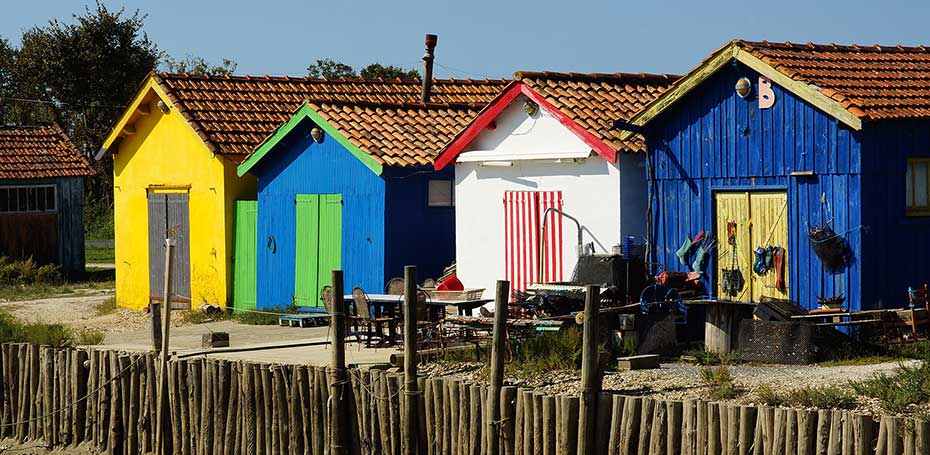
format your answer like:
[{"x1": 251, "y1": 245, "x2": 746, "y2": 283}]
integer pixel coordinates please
[{"x1": 504, "y1": 191, "x2": 564, "y2": 292}]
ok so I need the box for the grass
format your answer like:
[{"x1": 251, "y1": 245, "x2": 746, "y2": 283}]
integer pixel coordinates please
[
  {"x1": 700, "y1": 365, "x2": 742, "y2": 400},
  {"x1": 84, "y1": 202, "x2": 113, "y2": 241},
  {"x1": 85, "y1": 247, "x2": 115, "y2": 263},
  {"x1": 94, "y1": 296, "x2": 118, "y2": 316},
  {"x1": 755, "y1": 384, "x2": 857, "y2": 409},
  {"x1": 508, "y1": 327, "x2": 585, "y2": 374},
  {"x1": 817, "y1": 355, "x2": 902, "y2": 367},
  {"x1": 74, "y1": 328, "x2": 106, "y2": 345}
]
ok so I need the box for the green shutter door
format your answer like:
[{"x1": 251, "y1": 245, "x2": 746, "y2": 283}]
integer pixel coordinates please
[
  {"x1": 233, "y1": 200, "x2": 258, "y2": 310},
  {"x1": 294, "y1": 194, "x2": 321, "y2": 307},
  {"x1": 317, "y1": 194, "x2": 343, "y2": 298},
  {"x1": 294, "y1": 194, "x2": 342, "y2": 307}
]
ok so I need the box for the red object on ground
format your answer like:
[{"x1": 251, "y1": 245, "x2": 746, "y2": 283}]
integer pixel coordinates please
[{"x1": 437, "y1": 274, "x2": 464, "y2": 291}]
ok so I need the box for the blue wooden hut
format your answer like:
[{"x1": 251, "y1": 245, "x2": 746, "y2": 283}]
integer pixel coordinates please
[
  {"x1": 236, "y1": 88, "x2": 503, "y2": 309},
  {"x1": 618, "y1": 40, "x2": 930, "y2": 312}
]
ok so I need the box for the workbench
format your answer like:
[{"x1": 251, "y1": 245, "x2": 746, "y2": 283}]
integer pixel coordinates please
[{"x1": 683, "y1": 299, "x2": 756, "y2": 355}]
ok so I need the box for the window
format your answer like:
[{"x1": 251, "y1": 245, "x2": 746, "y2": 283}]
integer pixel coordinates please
[
  {"x1": 907, "y1": 159, "x2": 930, "y2": 216},
  {"x1": 428, "y1": 180, "x2": 454, "y2": 207},
  {"x1": 0, "y1": 185, "x2": 57, "y2": 214}
]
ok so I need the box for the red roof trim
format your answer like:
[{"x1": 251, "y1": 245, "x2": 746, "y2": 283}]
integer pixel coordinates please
[
  {"x1": 434, "y1": 83, "x2": 523, "y2": 170},
  {"x1": 518, "y1": 85, "x2": 617, "y2": 163},
  {"x1": 433, "y1": 82, "x2": 616, "y2": 170}
]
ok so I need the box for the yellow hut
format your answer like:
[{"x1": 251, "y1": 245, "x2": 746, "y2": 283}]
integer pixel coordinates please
[{"x1": 100, "y1": 72, "x2": 506, "y2": 310}]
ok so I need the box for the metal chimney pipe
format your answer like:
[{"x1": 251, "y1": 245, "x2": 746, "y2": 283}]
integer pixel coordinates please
[{"x1": 421, "y1": 34, "x2": 438, "y2": 103}]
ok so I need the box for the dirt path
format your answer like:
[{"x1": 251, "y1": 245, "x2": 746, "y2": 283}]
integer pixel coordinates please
[{"x1": 0, "y1": 290, "x2": 149, "y2": 334}]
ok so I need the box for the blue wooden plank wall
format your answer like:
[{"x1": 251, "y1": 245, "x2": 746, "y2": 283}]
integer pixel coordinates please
[
  {"x1": 383, "y1": 166, "x2": 456, "y2": 284},
  {"x1": 644, "y1": 63, "x2": 864, "y2": 311},
  {"x1": 251, "y1": 119, "x2": 386, "y2": 309},
  {"x1": 860, "y1": 120, "x2": 930, "y2": 309}
]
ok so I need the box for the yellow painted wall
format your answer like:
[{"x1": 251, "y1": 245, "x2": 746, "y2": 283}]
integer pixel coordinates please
[{"x1": 111, "y1": 81, "x2": 256, "y2": 310}]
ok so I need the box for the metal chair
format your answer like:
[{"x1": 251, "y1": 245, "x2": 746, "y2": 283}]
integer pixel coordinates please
[
  {"x1": 422, "y1": 278, "x2": 436, "y2": 289},
  {"x1": 350, "y1": 287, "x2": 400, "y2": 347},
  {"x1": 385, "y1": 278, "x2": 404, "y2": 295}
]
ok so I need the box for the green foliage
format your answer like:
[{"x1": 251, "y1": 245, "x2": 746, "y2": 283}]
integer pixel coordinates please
[
  {"x1": 1, "y1": 2, "x2": 161, "y2": 207},
  {"x1": 508, "y1": 327, "x2": 584, "y2": 373},
  {"x1": 85, "y1": 247, "x2": 115, "y2": 263},
  {"x1": 0, "y1": 257, "x2": 63, "y2": 286},
  {"x1": 0, "y1": 310, "x2": 74, "y2": 347},
  {"x1": 359, "y1": 63, "x2": 419, "y2": 80},
  {"x1": 850, "y1": 361, "x2": 930, "y2": 413},
  {"x1": 306, "y1": 58, "x2": 420, "y2": 80},
  {"x1": 161, "y1": 55, "x2": 238, "y2": 76},
  {"x1": 683, "y1": 348, "x2": 737, "y2": 366},
  {"x1": 307, "y1": 58, "x2": 357, "y2": 78},
  {"x1": 75, "y1": 328, "x2": 105, "y2": 345},
  {"x1": 233, "y1": 306, "x2": 296, "y2": 326},
  {"x1": 701, "y1": 365, "x2": 741, "y2": 400},
  {"x1": 754, "y1": 384, "x2": 857, "y2": 409},
  {"x1": 84, "y1": 200, "x2": 114, "y2": 241}
]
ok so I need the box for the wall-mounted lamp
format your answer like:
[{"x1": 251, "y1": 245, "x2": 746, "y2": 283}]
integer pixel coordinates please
[
  {"x1": 157, "y1": 100, "x2": 170, "y2": 114},
  {"x1": 310, "y1": 126, "x2": 324, "y2": 143},
  {"x1": 522, "y1": 100, "x2": 539, "y2": 116},
  {"x1": 735, "y1": 77, "x2": 752, "y2": 99}
]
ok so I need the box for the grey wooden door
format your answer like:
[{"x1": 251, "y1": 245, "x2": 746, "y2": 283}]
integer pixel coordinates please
[{"x1": 147, "y1": 193, "x2": 192, "y2": 309}]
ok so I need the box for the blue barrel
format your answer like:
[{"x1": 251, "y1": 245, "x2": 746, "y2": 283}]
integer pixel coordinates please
[{"x1": 621, "y1": 236, "x2": 636, "y2": 257}]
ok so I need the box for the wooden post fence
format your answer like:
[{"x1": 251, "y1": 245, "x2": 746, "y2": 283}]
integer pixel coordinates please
[
  {"x1": 578, "y1": 284, "x2": 601, "y2": 455},
  {"x1": 402, "y1": 265, "x2": 419, "y2": 455},
  {"x1": 329, "y1": 270, "x2": 347, "y2": 455},
  {"x1": 487, "y1": 280, "x2": 511, "y2": 455}
]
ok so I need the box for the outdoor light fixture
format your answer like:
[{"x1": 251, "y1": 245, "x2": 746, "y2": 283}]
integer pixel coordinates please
[
  {"x1": 523, "y1": 100, "x2": 539, "y2": 116},
  {"x1": 310, "y1": 126, "x2": 324, "y2": 143},
  {"x1": 157, "y1": 100, "x2": 170, "y2": 114},
  {"x1": 735, "y1": 77, "x2": 752, "y2": 99}
]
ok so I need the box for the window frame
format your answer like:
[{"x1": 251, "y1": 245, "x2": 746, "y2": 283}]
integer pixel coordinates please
[
  {"x1": 0, "y1": 184, "x2": 57, "y2": 215},
  {"x1": 427, "y1": 179, "x2": 455, "y2": 208}
]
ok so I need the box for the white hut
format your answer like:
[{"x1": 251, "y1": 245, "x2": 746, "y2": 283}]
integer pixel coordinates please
[{"x1": 433, "y1": 71, "x2": 677, "y2": 297}]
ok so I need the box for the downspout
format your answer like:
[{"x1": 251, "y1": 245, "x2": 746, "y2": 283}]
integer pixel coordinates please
[{"x1": 539, "y1": 207, "x2": 584, "y2": 284}]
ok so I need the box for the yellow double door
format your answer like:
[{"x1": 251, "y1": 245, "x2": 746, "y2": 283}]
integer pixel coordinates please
[{"x1": 715, "y1": 191, "x2": 789, "y2": 302}]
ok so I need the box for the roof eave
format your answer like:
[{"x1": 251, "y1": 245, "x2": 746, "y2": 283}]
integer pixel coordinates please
[
  {"x1": 618, "y1": 42, "x2": 865, "y2": 142},
  {"x1": 236, "y1": 103, "x2": 384, "y2": 177}
]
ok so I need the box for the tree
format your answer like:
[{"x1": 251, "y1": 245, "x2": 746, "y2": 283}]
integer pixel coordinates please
[
  {"x1": 11, "y1": 2, "x2": 160, "y2": 207},
  {"x1": 161, "y1": 55, "x2": 238, "y2": 76},
  {"x1": 307, "y1": 58, "x2": 356, "y2": 79},
  {"x1": 0, "y1": 38, "x2": 17, "y2": 123},
  {"x1": 359, "y1": 63, "x2": 420, "y2": 80}
]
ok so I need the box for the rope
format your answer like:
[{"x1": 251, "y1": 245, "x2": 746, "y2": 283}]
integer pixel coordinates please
[{"x1": 0, "y1": 354, "x2": 142, "y2": 429}]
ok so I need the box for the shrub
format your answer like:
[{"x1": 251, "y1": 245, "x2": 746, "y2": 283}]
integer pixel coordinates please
[
  {"x1": 0, "y1": 309, "x2": 74, "y2": 347},
  {"x1": 755, "y1": 384, "x2": 856, "y2": 409},
  {"x1": 0, "y1": 257, "x2": 63, "y2": 286},
  {"x1": 234, "y1": 306, "x2": 296, "y2": 325},
  {"x1": 510, "y1": 327, "x2": 584, "y2": 373},
  {"x1": 851, "y1": 361, "x2": 930, "y2": 413},
  {"x1": 701, "y1": 365, "x2": 741, "y2": 400}
]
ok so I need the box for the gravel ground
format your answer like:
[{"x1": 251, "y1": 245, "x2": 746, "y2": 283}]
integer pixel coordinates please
[{"x1": 422, "y1": 358, "x2": 919, "y2": 416}]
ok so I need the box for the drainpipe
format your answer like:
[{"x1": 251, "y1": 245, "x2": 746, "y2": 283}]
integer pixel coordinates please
[
  {"x1": 539, "y1": 207, "x2": 584, "y2": 284},
  {"x1": 421, "y1": 34, "x2": 437, "y2": 103}
]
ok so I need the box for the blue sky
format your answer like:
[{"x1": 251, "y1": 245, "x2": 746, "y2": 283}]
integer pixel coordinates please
[{"x1": 3, "y1": 0, "x2": 930, "y2": 79}]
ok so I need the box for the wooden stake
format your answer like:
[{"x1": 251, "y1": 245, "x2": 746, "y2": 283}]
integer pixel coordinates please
[
  {"x1": 577, "y1": 285, "x2": 601, "y2": 455},
  {"x1": 501, "y1": 386, "x2": 517, "y2": 455},
  {"x1": 485, "y1": 280, "x2": 510, "y2": 455},
  {"x1": 331, "y1": 270, "x2": 348, "y2": 455},
  {"x1": 402, "y1": 266, "x2": 419, "y2": 455},
  {"x1": 667, "y1": 400, "x2": 683, "y2": 455},
  {"x1": 620, "y1": 396, "x2": 641, "y2": 455}
]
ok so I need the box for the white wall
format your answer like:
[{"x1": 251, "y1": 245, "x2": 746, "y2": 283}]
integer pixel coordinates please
[{"x1": 453, "y1": 97, "x2": 647, "y2": 299}]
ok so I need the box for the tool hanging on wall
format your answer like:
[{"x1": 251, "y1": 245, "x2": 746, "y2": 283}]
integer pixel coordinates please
[
  {"x1": 774, "y1": 246, "x2": 786, "y2": 292},
  {"x1": 721, "y1": 221, "x2": 744, "y2": 297}
]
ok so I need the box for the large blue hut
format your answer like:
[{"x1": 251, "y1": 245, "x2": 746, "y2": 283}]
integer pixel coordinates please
[
  {"x1": 236, "y1": 91, "x2": 502, "y2": 309},
  {"x1": 619, "y1": 40, "x2": 930, "y2": 312}
]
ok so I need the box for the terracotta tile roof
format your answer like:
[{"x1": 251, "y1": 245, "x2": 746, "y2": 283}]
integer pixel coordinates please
[
  {"x1": 735, "y1": 40, "x2": 930, "y2": 120},
  {"x1": 0, "y1": 125, "x2": 94, "y2": 180},
  {"x1": 154, "y1": 73, "x2": 508, "y2": 163},
  {"x1": 514, "y1": 71, "x2": 679, "y2": 152},
  {"x1": 308, "y1": 100, "x2": 483, "y2": 167}
]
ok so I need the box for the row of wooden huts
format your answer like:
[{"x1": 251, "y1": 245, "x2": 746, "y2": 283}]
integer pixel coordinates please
[{"x1": 97, "y1": 38, "x2": 930, "y2": 314}]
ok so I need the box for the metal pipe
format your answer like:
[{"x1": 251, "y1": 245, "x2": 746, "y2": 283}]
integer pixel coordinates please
[{"x1": 539, "y1": 207, "x2": 584, "y2": 283}]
